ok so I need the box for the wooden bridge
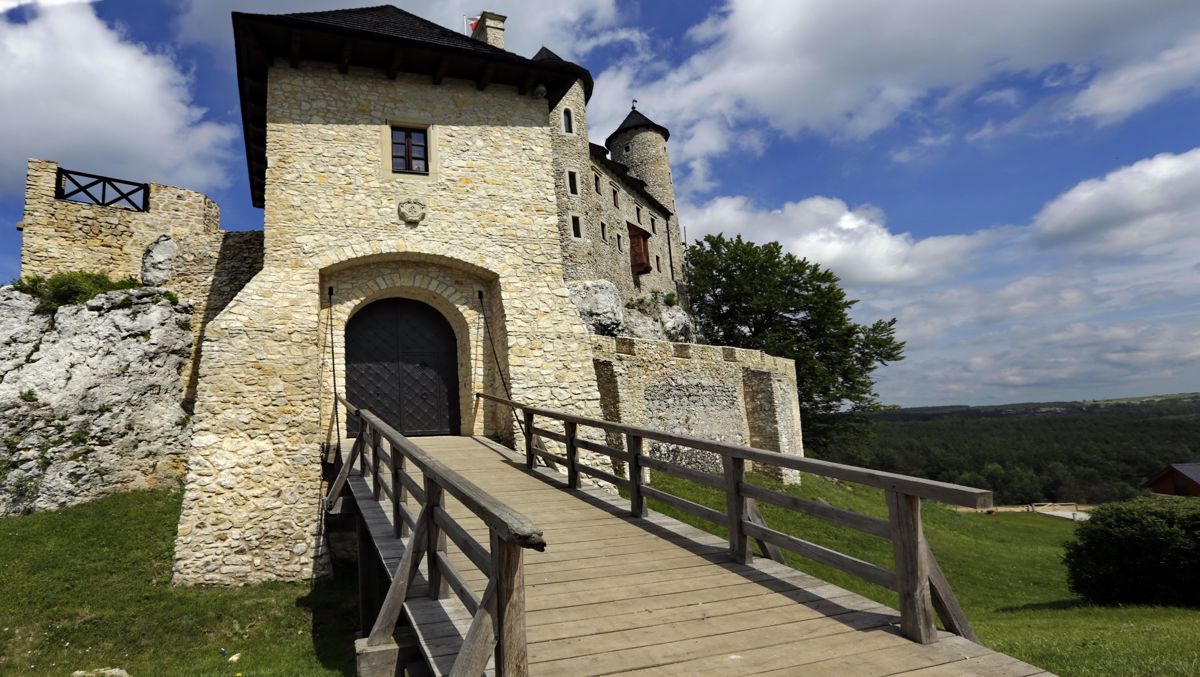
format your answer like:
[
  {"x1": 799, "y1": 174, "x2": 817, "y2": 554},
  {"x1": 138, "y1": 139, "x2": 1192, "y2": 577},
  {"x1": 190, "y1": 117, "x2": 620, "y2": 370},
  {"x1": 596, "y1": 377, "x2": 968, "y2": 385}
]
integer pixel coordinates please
[{"x1": 326, "y1": 393, "x2": 1051, "y2": 676}]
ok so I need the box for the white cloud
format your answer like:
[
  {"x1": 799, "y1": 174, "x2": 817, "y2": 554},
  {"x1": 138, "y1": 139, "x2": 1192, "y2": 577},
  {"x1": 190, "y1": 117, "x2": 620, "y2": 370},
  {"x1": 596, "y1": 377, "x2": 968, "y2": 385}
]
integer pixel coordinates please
[
  {"x1": 685, "y1": 146, "x2": 1200, "y2": 405},
  {"x1": 172, "y1": 0, "x2": 625, "y2": 61},
  {"x1": 680, "y1": 194, "x2": 993, "y2": 286},
  {"x1": 1069, "y1": 33, "x2": 1200, "y2": 124},
  {"x1": 0, "y1": 3, "x2": 236, "y2": 194},
  {"x1": 1032, "y1": 147, "x2": 1200, "y2": 255},
  {"x1": 975, "y1": 88, "x2": 1020, "y2": 107},
  {"x1": 589, "y1": 0, "x2": 1200, "y2": 193}
]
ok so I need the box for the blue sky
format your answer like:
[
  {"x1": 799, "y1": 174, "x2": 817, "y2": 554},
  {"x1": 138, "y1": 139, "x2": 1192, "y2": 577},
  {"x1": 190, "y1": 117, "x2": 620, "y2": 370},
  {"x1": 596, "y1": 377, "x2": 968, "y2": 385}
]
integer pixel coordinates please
[{"x1": 2, "y1": 0, "x2": 1199, "y2": 407}]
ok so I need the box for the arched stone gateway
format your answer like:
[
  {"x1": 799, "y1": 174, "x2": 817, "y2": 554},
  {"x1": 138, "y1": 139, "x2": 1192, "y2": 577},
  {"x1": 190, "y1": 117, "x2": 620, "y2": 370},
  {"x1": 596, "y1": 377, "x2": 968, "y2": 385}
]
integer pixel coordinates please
[{"x1": 345, "y1": 298, "x2": 460, "y2": 436}]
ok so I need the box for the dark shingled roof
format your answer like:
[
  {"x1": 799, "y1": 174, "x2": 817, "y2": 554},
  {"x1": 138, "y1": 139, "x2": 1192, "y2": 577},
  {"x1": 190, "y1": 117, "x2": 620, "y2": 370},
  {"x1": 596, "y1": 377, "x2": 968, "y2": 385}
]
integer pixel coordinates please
[
  {"x1": 232, "y1": 5, "x2": 593, "y2": 208},
  {"x1": 1173, "y1": 463, "x2": 1200, "y2": 484},
  {"x1": 605, "y1": 108, "x2": 670, "y2": 148},
  {"x1": 280, "y1": 5, "x2": 512, "y2": 59}
]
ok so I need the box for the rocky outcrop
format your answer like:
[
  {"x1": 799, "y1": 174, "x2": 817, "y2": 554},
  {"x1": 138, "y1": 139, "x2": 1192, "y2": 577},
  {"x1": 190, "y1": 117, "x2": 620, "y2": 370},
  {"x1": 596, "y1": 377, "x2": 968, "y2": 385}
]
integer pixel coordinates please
[
  {"x1": 140, "y1": 234, "x2": 178, "y2": 285},
  {"x1": 0, "y1": 286, "x2": 193, "y2": 516},
  {"x1": 568, "y1": 280, "x2": 695, "y2": 342}
]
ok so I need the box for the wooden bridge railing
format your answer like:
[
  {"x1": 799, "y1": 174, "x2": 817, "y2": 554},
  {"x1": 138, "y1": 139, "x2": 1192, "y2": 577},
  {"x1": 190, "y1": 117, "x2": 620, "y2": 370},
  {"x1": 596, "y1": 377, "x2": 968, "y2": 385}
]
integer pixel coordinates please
[
  {"x1": 477, "y1": 391, "x2": 992, "y2": 646},
  {"x1": 327, "y1": 395, "x2": 545, "y2": 677}
]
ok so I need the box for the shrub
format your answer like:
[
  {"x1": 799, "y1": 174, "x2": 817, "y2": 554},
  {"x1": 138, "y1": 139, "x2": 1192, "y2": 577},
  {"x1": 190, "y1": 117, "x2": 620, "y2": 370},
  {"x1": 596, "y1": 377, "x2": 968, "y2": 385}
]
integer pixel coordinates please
[
  {"x1": 19, "y1": 389, "x2": 37, "y2": 402},
  {"x1": 12, "y1": 271, "x2": 140, "y2": 315},
  {"x1": 1063, "y1": 496, "x2": 1200, "y2": 605}
]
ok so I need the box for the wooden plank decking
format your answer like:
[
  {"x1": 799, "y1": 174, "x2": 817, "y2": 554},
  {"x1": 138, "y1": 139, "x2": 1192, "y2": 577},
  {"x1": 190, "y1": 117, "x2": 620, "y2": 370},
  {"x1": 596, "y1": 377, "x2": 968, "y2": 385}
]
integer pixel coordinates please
[{"x1": 347, "y1": 435, "x2": 1051, "y2": 676}]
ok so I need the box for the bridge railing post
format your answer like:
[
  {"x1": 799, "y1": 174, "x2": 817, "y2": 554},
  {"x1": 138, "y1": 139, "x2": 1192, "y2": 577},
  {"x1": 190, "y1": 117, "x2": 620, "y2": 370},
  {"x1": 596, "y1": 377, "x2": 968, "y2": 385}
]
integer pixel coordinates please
[
  {"x1": 492, "y1": 532, "x2": 528, "y2": 676},
  {"x1": 626, "y1": 433, "x2": 644, "y2": 518},
  {"x1": 564, "y1": 421, "x2": 579, "y2": 489},
  {"x1": 723, "y1": 455, "x2": 750, "y2": 564},
  {"x1": 425, "y1": 476, "x2": 447, "y2": 599},
  {"x1": 887, "y1": 490, "x2": 937, "y2": 644},
  {"x1": 523, "y1": 410, "x2": 535, "y2": 470}
]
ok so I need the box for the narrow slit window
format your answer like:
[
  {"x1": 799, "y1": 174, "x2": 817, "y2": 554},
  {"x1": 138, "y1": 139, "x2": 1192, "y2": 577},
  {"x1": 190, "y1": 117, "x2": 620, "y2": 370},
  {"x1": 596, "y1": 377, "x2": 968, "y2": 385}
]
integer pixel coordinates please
[
  {"x1": 567, "y1": 171, "x2": 578, "y2": 195},
  {"x1": 601, "y1": 222, "x2": 607, "y2": 241},
  {"x1": 656, "y1": 255, "x2": 661, "y2": 272},
  {"x1": 593, "y1": 172, "x2": 601, "y2": 194},
  {"x1": 611, "y1": 185, "x2": 619, "y2": 207},
  {"x1": 650, "y1": 216, "x2": 657, "y2": 234},
  {"x1": 635, "y1": 205, "x2": 642, "y2": 224},
  {"x1": 571, "y1": 215, "x2": 582, "y2": 238},
  {"x1": 391, "y1": 126, "x2": 429, "y2": 174},
  {"x1": 617, "y1": 234, "x2": 623, "y2": 251},
  {"x1": 563, "y1": 109, "x2": 574, "y2": 133}
]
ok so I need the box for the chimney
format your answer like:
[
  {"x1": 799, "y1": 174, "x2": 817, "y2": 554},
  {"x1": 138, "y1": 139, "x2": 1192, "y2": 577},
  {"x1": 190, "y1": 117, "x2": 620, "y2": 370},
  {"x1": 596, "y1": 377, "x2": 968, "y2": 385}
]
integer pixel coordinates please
[{"x1": 470, "y1": 11, "x2": 506, "y2": 50}]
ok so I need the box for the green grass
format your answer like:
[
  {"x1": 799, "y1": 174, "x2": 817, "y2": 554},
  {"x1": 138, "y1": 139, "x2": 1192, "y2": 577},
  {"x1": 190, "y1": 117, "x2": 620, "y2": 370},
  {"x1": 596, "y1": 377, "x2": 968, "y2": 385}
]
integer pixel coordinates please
[
  {"x1": 646, "y1": 471, "x2": 1200, "y2": 677},
  {"x1": 0, "y1": 490, "x2": 357, "y2": 676}
]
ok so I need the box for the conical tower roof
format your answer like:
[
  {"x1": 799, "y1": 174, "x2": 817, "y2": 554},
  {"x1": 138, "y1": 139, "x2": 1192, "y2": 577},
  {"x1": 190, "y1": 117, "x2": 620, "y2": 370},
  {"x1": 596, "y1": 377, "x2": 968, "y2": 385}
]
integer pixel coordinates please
[{"x1": 605, "y1": 106, "x2": 670, "y2": 148}]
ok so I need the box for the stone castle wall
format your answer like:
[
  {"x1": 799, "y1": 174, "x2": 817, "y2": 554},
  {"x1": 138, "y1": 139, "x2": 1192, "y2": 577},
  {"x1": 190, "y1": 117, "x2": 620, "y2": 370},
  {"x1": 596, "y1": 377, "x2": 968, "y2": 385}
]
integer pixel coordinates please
[
  {"x1": 549, "y1": 87, "x2": 681, "y2": 303},
  {"x1": 591, "y1": 335, "x2": 803, "y2": 479},
  {"x1": 173, "y1": 64, "x2": 606, "y2": 585},
  {"x1": 18, "y1": 159, "x2": 263, "y2": 400}
]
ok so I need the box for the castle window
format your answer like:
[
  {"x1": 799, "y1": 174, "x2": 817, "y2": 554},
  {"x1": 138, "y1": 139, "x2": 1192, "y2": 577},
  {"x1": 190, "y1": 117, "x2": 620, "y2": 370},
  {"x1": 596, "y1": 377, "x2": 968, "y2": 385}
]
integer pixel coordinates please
[
  {"x1": 611, "y1": 184, "x2": 619, "y2": 207},
  {"x1": 567, "y1": 171, "x2": 578, "y2": 195},
  {"x1": 571, "y1": 215, "x2": 582, "y2": 238},
  {"x1": 391, "y1": 126, "x2": 429, "y2": 174},
  {"x1": 593, "y1": 172, "x2": 601, "y2": 194},
  {"x1": 628, "y1": 223, "x2": 652, "y2": 276},
  {"x1": 624, "y1": 144, "x2": 630, "y2": 152},
  {"x1": 601, "y1": 222, "x2": 607, "y2": 241},
  {"x1": 617, "y1": 234, "x2": 623, "y2": 251},
  {"x1": 650, "y1": 216, "x2": 657, "y2": 234},
  {"x1": 635, "y1": 205, "x2": 643, "y2": 224},
  {"x1": 563, "y1": 109, "x2": 574, "y2": 133},
  {"x1": 656, "y1": 255, "x2": 661, "y2": 272}
]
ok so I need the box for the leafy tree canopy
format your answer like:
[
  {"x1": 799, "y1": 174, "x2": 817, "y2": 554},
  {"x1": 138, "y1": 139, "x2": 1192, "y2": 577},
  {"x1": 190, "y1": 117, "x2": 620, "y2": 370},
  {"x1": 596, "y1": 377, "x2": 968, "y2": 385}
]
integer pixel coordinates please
[{"x1": 684, "y1": 233, "x2": 904, "y2": 452}]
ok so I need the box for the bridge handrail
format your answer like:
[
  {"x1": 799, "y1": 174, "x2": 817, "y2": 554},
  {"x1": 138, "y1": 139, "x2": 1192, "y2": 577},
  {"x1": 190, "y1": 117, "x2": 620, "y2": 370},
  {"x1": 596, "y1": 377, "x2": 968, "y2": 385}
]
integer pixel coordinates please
[
  {"x1": 476, "y1": 391, "x2": 991, "y2": 647},
  {"x1": 330, "y1": 394, "x2": 540, "y2": 676},
  {"x1": 476, "y1": 392, "x2": 991, "y2": 508}
]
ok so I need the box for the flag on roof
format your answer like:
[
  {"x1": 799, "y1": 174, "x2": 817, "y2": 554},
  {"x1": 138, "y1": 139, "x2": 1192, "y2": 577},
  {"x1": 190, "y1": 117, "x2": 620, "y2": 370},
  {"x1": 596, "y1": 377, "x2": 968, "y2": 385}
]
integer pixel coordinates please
[{"x1": 464, "y1": 15, "x2": 480, "y2": 33}]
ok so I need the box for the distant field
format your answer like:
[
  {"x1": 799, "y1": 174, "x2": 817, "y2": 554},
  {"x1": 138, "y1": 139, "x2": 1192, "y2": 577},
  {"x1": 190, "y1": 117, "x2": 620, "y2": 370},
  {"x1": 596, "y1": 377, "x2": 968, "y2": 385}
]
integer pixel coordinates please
[{"x1": 647, "y1": 472, "x2": 1200, "y2": 677}]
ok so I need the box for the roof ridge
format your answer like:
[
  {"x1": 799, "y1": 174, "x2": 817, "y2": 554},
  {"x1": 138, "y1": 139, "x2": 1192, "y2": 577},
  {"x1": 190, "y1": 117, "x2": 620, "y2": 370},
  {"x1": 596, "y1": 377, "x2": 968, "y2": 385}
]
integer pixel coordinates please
[{"x1": 283, "y1": 4, "x2": 513, "y2": 56}]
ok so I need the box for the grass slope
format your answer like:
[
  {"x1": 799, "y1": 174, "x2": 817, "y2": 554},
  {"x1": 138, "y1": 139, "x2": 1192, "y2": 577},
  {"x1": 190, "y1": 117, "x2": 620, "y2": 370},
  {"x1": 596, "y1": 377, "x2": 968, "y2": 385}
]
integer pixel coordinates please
[
  {"x1": 648, "y1": 472, "x2": 1200, "y2": 677},
  {"x1": 0, "y1": 490, "x2": 357, "y2": 677}
]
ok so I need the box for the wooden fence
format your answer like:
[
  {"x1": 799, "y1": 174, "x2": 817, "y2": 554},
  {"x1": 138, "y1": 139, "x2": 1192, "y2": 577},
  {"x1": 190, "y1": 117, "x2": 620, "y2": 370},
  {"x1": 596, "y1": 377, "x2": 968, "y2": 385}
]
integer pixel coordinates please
[
  {"x1": 477, "y1": 392, "x2": 992, "y2": 645},
  {"x1": 327, "y1": 395, "x2": 544, "y2": 676}
]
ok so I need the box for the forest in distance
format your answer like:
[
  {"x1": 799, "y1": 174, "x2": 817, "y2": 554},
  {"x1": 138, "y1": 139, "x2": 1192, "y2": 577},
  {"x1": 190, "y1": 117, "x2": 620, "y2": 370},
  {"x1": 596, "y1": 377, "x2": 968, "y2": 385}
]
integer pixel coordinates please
[{"x1": 818, "y1": 393, "x2": 1200, "y2": 505}]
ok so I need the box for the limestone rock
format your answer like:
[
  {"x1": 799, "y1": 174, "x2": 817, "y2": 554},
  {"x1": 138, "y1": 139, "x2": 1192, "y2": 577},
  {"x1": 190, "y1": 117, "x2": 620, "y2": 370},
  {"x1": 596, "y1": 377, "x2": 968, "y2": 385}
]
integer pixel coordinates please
[
  {"x1": 567, "y1": 280, "x2": 624, "y2": 337},
  {"x1": 0, "y1": 285, "x2": 193, "y2": 516},
  {"x1": 72, "y1": 669, "x2": 130, "y2": 677},
  {"x1": 140, "y1": 234, "x2": 177, "y2": 285},
  {"x1": 660, "y1": 305, "x2": 694, "y2": 343}
]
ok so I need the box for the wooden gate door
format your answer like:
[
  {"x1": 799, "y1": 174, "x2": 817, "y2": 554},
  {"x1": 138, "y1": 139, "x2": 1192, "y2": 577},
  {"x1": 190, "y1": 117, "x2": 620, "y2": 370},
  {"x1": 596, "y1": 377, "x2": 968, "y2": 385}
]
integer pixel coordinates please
[{"x1": 345, "y1": 298, "x2": 460, "y2": 436}]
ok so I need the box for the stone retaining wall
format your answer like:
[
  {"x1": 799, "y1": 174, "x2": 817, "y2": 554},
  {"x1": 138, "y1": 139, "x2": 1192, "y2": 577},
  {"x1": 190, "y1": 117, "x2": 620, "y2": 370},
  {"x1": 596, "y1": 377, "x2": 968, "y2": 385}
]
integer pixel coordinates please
[{"x1": 591, "y1": 335, "x2": 802, "y2": 481}]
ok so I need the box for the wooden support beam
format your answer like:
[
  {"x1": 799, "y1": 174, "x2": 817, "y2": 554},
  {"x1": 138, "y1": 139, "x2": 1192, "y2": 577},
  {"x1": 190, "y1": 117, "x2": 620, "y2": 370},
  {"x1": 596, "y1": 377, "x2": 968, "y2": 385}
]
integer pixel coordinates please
[
  {"x1": 366, "y1": 503, "x2": 431, "y2": 646},
  {"x1": 386, "y1": 47, "x2": 404, "y2": 80},
  {"x1": 927, "y1": 543, "x2": 978, "y2": 642},
  {"x1": 523, "y1": 411, "x2": 535, "y2": 470},
  {"x1": 724, "y1": 456, "x2": 750, "y2": 564},
  {"x1": 887, "y1": 491, "x2": 937, "y2": 644},
  {"x1": 289, "y1": 32, "x2": 301, "y2": 68},
  {"x1": 492, "y1": 533, "x2": 528, "y2": 676},
  {"x1": 433, "y1": 57, "x2": 448, "y2": 85},
  {"x1": 425, "y1": 476, "x2": 447, "y2": 600},
  {"x1": 627, "y1": 434, "x2": 644, "y2": 518},
  {"x1": 746, "y1": 499, "x2": 786, "y2": 564},
  {"x1": 477, "y1": 62, "x2": 495, "y2": 91},
  {"x1": 564, "y1": 421, "x2": 579, "y2": 489},
  {"x1": 339, "y1": 39, "x2": 353, "y2": 74},
  {"x1": 450, "y1": 581, "x2": 497, "y2": 677}
]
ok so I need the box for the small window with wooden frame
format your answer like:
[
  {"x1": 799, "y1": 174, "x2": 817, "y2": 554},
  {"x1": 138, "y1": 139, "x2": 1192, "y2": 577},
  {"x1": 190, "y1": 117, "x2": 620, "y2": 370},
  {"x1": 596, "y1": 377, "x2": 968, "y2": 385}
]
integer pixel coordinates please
[
  {"x1": 563, "y1": 109, "x2": 574, "y2": 134},
  {"x1": 391, "y1": 126, "x2": 429, "y2": 174},
  {"x1": 628, "y1": 223, "x2": 652, "y2": 276}
]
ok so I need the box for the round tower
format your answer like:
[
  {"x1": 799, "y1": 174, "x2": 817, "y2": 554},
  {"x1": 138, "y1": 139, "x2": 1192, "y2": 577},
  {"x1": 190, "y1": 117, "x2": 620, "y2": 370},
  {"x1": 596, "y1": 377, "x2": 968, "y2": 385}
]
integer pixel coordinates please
[{"x1": 605, "y1": 105, "x2": 676, "y2": 215}]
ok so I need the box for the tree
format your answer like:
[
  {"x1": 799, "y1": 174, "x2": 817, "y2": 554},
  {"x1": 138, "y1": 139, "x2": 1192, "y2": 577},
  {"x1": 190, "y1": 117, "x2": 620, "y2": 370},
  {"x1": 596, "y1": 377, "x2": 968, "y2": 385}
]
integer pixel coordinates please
[{"x1": 684, "y1": 233, "x2": 904, "y2": 453}]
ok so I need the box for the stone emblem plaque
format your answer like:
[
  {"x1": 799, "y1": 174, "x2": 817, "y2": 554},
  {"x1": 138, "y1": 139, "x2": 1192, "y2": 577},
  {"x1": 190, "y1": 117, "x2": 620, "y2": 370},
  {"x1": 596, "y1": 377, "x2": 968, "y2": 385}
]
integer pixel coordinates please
[{"x1": 398, "y1": 198, "x2": 426, "y2": 226}]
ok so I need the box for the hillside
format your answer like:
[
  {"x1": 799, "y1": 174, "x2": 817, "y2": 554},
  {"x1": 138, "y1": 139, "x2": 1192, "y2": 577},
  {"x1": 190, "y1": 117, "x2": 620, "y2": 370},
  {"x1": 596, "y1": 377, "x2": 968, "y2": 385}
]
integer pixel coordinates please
[{"x1": 819, "y1": 394, "x2": 1200, "y2": 504}]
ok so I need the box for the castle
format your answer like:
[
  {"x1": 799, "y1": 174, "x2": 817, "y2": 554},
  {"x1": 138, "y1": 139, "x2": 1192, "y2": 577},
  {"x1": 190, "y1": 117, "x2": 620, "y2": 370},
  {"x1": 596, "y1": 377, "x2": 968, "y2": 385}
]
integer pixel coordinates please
[{"x1": 16, "y1": 6, "x2": 802, "y2": 584}]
